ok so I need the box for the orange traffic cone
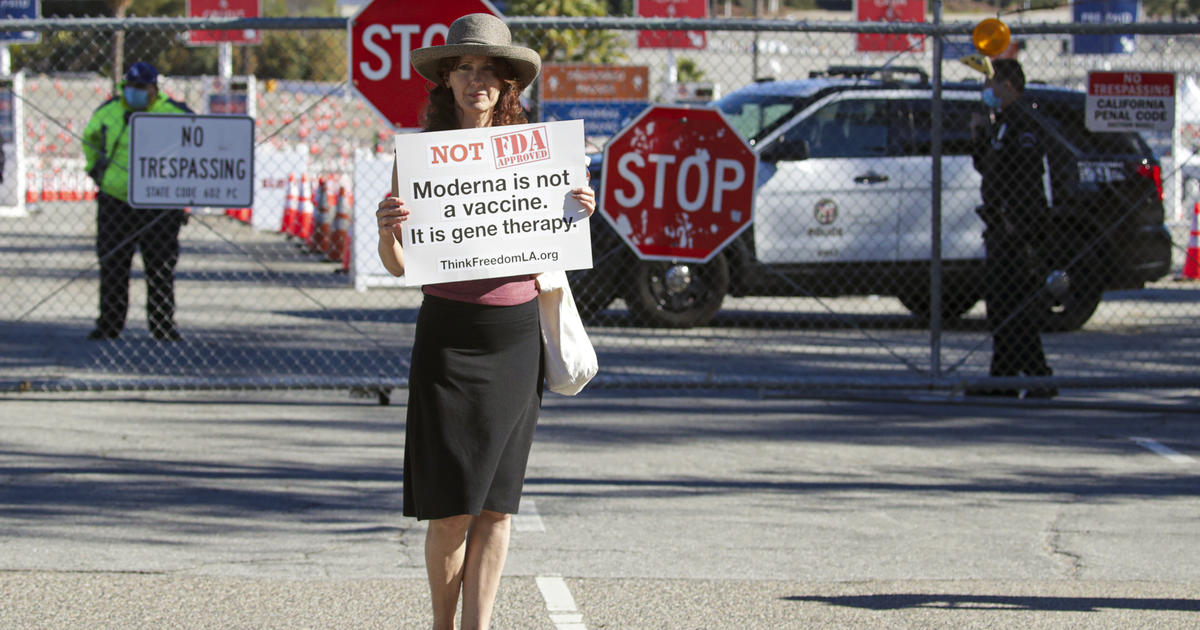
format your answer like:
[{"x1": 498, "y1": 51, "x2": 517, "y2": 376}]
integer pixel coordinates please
[
  {"x1": 293, "y1": 175, "x2": 314, "y2": 241},
  {"x1": 280, "y1": 173, "x2": 299, "y2": 234},
  {"x1": 1180, "y1": 202, "x2": 1200, "y2": 281},
  {"x1": 25, "y1": 170, "x2": 38, "y2": 203}
]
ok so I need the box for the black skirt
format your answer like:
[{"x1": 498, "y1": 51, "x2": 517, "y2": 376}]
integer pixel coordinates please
[{"x1": 403, "y1": 294, "x2": 543, "y2": 520}]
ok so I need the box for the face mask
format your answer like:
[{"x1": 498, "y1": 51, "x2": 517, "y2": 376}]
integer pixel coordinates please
[
  {"x1": 981, "y1": 87, "x2": 1003, "y2": 110},
  {"x1": 124, "y1": 87, "x2": 149, "y2": 109}
]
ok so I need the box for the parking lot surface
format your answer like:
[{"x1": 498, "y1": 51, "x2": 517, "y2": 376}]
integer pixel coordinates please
[{"x1": 2, "y1": 389, "x2": 1198, "y2": 628}]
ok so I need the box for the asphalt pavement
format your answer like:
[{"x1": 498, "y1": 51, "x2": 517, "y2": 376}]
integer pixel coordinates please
[{"x1": 1, "y1": 388, "x2": 1199, "y2": 629}]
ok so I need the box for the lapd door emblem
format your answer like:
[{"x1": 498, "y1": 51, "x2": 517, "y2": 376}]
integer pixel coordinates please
[{"x1": 814, "y1": 199, "x2": 838, "y2": 225}]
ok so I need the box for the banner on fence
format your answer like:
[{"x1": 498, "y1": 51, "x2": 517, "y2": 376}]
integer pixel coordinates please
[
  {"x1": 187, "y1": 0, "x2": 262, "y2": 45},
  {"x1": 0, "y1": 74, "x2": 25, "y2": 217},
  {"x1": 856, "y1": 0, "x2": 925, "y2": 53},
  {"x1": 1073, "y1": 0, "x2": 1137, "y2": 55}
]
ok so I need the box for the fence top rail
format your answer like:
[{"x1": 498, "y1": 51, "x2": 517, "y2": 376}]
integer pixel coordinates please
[{"x1": 1, "y1": 16, "x2": 1199, "y2": 36}]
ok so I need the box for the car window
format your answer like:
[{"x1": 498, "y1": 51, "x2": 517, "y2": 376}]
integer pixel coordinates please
[
  {"x1": 901, "y1": 98, "x2": 982, "y2": 156},
  {"x1": 1032, "y1": 94, "x2": 1148, "y2": 156},
  {"x1": 715, "y1": 94, "x2": 806, "y2": 143},
  {"x1": 777, "y1": 98, "x2": 898, "y2": 158}
]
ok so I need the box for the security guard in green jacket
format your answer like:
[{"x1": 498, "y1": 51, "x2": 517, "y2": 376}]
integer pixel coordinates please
[{"x1": 82, "y1": 62, "x2": 192, "y2": 341}]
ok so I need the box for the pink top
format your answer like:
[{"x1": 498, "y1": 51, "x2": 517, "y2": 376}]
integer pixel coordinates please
[{"x1": 423, "y1": 275, "x2": 538, "y2": 306}]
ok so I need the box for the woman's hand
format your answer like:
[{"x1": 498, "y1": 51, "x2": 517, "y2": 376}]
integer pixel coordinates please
[
  {"x1": 571, "y1": 185, "x2": 596, "y2": 218},
  {"x1": 377, "y1": 194, "x2": 410, "y2": 239}
]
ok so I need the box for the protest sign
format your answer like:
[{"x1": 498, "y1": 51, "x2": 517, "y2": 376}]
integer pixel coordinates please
[{"x1": 392, "y1": 119, "x2": 592, "y2": 286}]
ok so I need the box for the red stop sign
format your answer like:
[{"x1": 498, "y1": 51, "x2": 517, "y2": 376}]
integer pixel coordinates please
[
  {"x1": 349, "y1": 0, "x2": 499, "y2": 129},
  {"x1": 601, "y1": 106, "x2": 757, "y2": 262}
]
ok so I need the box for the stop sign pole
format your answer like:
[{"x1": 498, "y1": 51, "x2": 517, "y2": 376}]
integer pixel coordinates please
[
  {"x1": 348, "y1": 0, "x2": 500, "y2": 130},
  {"x1": 600, "y1": 106, "x2": 757, "y2": 263}
]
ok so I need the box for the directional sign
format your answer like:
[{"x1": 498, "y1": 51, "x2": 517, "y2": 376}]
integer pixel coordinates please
[
  {"x1": 1073, "y1": 0, "x2": 1137, "y2": 55},
  {"x1": 187, "y1": 0, "x2": 261, "y2": 46},
  {"x1": 128, "y1": 114, "x2": 255, "y2": 208},
  {"x1": 541, "y1": 65, "x2": 649, "y2": 137},
  {"x1": 542, "y1": 101, "x2": 647, "y2": 137},
  {"x1": 542, "y1": 65, "x2": 649, "y2": 101},
  {"x1": 0, "y1": 0, "x2": 40, "y2": 44},
  {"x1": 601, "y1": 106, "x2": 757, "y2": 262},
  {"x1": 349, "y1": 0, "x2": 500, "y2": 130}
]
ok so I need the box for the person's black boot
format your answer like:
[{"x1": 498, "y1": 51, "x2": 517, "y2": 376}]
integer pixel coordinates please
[
  {"x1": 966, "y1": 387, "x2": 1020, "y2": 398},
  {"x1": 151, "y1": 327, "x2": 182, "y2": 342}
]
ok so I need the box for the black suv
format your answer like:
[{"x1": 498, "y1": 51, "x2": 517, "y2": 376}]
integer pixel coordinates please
[{"x1": 572, "y1": 66, "x2": 1172, "y2": 330}]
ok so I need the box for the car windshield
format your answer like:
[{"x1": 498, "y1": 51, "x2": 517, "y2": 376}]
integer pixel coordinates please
[{"x1": 714, "y1": 92, "x2": 809, "y2": 144}]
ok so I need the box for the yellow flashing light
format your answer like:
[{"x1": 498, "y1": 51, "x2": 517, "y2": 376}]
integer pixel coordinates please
[{"x1": 972, "y1": 18, "x2": 1011, "y2": 57}]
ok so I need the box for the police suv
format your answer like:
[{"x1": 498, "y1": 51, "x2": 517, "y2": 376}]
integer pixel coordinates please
[{"x1": 574, "y1": 66, "x2": 1172, "y2": 330}]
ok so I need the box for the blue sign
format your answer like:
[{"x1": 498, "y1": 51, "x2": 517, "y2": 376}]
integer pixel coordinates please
[
  {"x1": 0, "y1": 81, "x2": 13, "y2": 144},
  {"x1": 208, "y1": 93, "x2": 249, "y2": 115},
  {"x1": 0, "y1": 0, "x2": 40, "y2": 44},
  {"x1": 542, "y1": 101, "x2": 648, "y2": 137},
  {"x1": 941, "y1": 36, "x2": 977, "y2": 61},
  {"x1": 1073, "y1": 0, "x2": 1138, "y2": 55}
]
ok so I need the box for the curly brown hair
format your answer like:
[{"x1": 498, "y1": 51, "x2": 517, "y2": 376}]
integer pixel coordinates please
[{"x1": 420, "y1": 56, "x2": 528, "y2": 132}]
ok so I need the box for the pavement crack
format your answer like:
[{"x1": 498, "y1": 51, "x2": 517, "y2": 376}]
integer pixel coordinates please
[{"x1": 1043, "y1": 503, "x2": 1083, "y2": 579}]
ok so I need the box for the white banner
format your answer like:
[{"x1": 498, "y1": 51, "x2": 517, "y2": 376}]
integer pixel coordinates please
[{"x1": 392, "y1": 119, "x2": 592, "y2": 286}]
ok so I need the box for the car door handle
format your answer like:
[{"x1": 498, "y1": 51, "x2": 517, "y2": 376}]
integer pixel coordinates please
[{"x1": 853, "y1": 171, "x2": 890, "y2": 184}]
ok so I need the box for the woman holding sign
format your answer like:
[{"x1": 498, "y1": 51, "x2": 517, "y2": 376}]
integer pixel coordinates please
[{"x1": 375, "y1": 13, "x2": 595, "y2": 630}]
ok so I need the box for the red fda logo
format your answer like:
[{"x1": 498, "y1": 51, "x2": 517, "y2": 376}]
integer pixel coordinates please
[
  {"x1": 492, "y1": 126, "x2": 550, "y2": 169},
  {"x1": 601, "y1": 106, "x2": 757, "y2": 262}
]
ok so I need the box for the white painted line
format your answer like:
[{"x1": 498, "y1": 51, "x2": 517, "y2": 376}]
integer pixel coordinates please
[
  {"x1": 537, "y1": 575, "x2": 587, "y2": 630},
  {"x1": 536, "y1": 576, "x2": 578, "y2": 611},
  {"x1": 513, "y1": 498, "x2": 546, "y2": 532},
  {"x1": 1130, "y1": 437, "x2": 1195, "y2": 464}
]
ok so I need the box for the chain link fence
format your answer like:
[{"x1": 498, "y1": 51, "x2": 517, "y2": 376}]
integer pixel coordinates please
[{"x1": 1, "y1": 15, "x2": 1197, "y2": 397}]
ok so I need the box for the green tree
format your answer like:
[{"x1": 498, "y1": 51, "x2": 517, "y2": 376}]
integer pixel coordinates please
[
  {"x1": 676, "y1": 57, "x2": 706, "y2": 83},
  {"x1": 8, "y1": 0, "x2": 345, "y2": 81},
  {"x1": 506, "y1": 0, "x2": 629, "y2": 64},
  {"x1": 240, "y1": 0, "x2": 346, "y2": 81}
]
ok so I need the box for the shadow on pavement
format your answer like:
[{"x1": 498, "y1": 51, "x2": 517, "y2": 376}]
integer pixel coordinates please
[{"x1": 785, "y1": 593, "x2": 1200, "y2": 612}]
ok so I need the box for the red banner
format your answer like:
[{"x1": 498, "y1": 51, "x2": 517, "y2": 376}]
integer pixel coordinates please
[{"x1": 855, "y1": 0, "x2": 924, "y2": 53}]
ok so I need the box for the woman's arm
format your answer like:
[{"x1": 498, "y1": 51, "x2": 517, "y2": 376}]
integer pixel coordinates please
[{"x1": 376, "y1": 156, "x2": 410, "y2": 277}]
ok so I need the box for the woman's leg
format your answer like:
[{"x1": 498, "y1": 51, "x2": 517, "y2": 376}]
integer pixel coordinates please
[
  {"x1": 460, "y1": 510, "x2": 512, "y2": 630},
  {"x1": 426, "y1": 514, "x2": 472, "y2": 630}
]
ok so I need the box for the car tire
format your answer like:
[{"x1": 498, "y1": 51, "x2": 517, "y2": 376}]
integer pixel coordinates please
[
  {"x1": 626, "y1": 254, "x2": 730, "y2": 328},
  {"x1": 1040, "y1": 271, "x2": 1103, "y2": 332},
  {"x1": 1039, "y1": 243, "x2": 1105, "y2": 332}
]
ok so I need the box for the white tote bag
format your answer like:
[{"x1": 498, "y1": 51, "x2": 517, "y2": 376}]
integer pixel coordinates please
[{"x1": 536, "y1": 271, "x2": 598, "y2": 395}]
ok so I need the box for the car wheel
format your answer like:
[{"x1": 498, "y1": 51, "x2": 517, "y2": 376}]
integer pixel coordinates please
[
  {"x1": 898, "y1": 285, "x2": 980, "y2": 322},
  {"x1": 626, "y1": 254, "x2": 730, "y2": 328},
  {"x1": 1040, "y1": 270, "x2": 1103, "y2": 332},
  {"x1": 1039, "y1": 246, "x2": 1105, "y2": 332}
]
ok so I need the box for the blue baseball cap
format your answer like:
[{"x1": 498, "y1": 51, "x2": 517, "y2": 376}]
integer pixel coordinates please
[{"x1": 124, "y1": 61, "x2": 158, "y2": 85}]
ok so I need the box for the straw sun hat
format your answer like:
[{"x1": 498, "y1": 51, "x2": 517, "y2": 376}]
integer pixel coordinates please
[{"x1": 410, "y1": 13, "x2": 542, "y2": 90}]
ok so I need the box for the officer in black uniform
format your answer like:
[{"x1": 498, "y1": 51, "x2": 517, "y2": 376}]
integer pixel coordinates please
[{"x1": 970, "y1": 59, "x2": 1056, "y2": 399}]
